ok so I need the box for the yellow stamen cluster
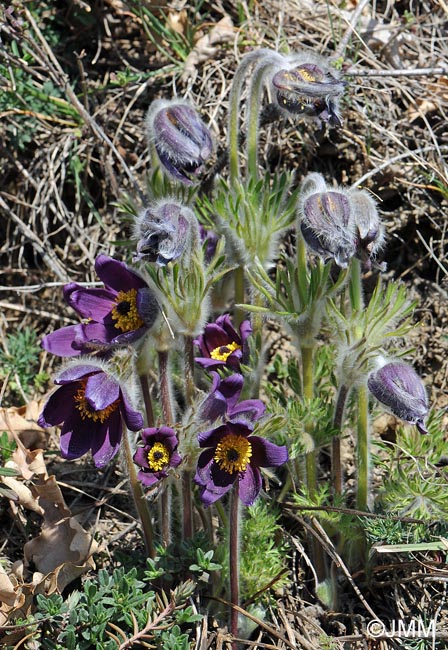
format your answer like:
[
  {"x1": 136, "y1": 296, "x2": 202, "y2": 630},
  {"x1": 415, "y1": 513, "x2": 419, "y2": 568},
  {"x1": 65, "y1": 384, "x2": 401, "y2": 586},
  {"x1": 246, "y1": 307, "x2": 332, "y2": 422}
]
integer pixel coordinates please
[
  {"x1": 210, "y1": 341, "x2": 241, "y2": 362},
  {"x1": 111, "y1": 289, "x2": 144, "y2": 332},
  {"x1": 297, "y1": 67, "x2": 318, "y2": 83},
  {"x1": 147, "y1": 442, "x2": 170, "y2": 472},
  {"x1": 214, "y1": 434, "x2": 252, "y2": 474},
  {"x1": 74, "y1": 380, "x2": 120, "y2": 423}
]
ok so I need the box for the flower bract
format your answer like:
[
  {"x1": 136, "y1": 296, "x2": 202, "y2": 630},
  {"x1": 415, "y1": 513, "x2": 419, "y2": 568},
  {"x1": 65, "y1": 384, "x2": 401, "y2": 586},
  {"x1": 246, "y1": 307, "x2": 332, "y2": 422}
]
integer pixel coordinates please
[
  {"x1": 38, "y1": 363, "x2": 143, "y2": 467},
  {"x1": 195, "y1": 421, "x2": 288, "y2": 506},
  {"x1": 133, "y1": 427, "x2": 182, "y2": 487},
  {"x1": 42, "y1": 255, "x2": 158, "y2": 356}
]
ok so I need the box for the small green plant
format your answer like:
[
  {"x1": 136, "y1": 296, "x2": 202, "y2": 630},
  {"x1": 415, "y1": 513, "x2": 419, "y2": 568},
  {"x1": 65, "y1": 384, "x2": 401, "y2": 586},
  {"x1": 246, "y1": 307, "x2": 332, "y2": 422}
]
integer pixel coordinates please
[
  {"x1": 0, "y1": 328, "x2": 48, "y2": 404},
  {"x1": 4, "y1": 567, "x2": 200, "y2": 649}
]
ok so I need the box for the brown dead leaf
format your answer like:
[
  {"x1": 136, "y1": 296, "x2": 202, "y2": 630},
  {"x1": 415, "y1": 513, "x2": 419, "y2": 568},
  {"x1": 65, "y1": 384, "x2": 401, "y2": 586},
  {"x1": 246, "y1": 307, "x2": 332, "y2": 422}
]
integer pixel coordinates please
[
  {"x1": 0, "y1": 565, "x2": 19, "y2": 608},
  {"x1": 181, "y1": 15, "x2": 234, "y2": 82},
  {"x1": 0, "y1": 400, "x2": 48, "y2": 450},
  {"x1": 0, "y1": 476, "x2": 44, "y2": 515},
  {"x1": 407, "y1": 77, "x2": 448, "y2": 122},
  {"x1": 24, "y1": 476, "x2": 98, "y2": 592},
  {"x1": 167, "y1": 10, "x2": 188, "y2": 36}
]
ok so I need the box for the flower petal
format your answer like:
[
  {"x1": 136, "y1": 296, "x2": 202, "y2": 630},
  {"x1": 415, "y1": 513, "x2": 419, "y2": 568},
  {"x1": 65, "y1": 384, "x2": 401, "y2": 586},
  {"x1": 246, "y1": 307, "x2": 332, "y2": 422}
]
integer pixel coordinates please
[
  {"x1": 84, "y1": 372, "x2": 120, "y2": 410},
  {"x1": 66, "y1": 287, "x2": 116, "y2": 320},
  {"x1": 95, "y1": 255, "x2": 146, "y2": 292},
  {"x1": 250, "y1": 436, "x2": 289, "y2": 467},
  {"x1": 55, "y1": 364, "x2": 102, "y2": 384},
  {"x1": 120, "y1": 391, "x2": 144, "y2": 431},
  {"x1": 91, "y1": 412, "x2": 122, "y2": 467},
  {"x1": 42, "y1": 325, "x2": 86, "y2": 357},
  {"x1": 60, "y1": 413, "x2": 95, "y2": 460},
  {"x1": 38, "y1": 383, "x2": 78, "y2": 427},
  {"x1": 239, "y1": 464, "x2": 262, "y2": 506}
]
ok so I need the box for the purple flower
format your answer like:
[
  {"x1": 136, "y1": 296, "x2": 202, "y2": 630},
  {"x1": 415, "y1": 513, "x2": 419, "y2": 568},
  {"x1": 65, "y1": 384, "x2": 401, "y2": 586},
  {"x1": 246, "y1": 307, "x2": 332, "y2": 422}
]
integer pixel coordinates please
[
  {"x1": 146, "y1": 100, "x2": 213, "y2": 185},
  {"x1": 42, "y1": 255, "x2": 158, "y2": 356},
  {"x1": 195, "y1": 421, "x2": 288, "y2": 506},
  {"x1": 201, "y1": 372, "x2": 266, "y2": 423},
  {"x1": 38, "y1": 364, "x2": 143, "y2": 467},
  {"x1": 301, "y1": 190, "x2": 355, "y2": 268},
  {"x1": 271, "y1": 58, "x2": 345, "y2": 125},
  {"x1": 195, "y1": 315, "x2": 252, "y2": 370},
  {"x1": 367, "y1": 361, "x2": 429, "y2": 435},
  {"x1": 133, "y1": 427, "x2": 182, "y2": 487},
  {"x1": 133, "y1": 201, "x2": 194, "y2": 266}
]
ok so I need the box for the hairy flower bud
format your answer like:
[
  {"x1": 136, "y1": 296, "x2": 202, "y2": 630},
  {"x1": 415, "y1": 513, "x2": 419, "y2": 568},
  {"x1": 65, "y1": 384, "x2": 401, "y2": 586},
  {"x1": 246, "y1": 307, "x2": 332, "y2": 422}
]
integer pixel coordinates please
[
  {"x1": 134, "y1": 200, "x2": 199, "y2": 266},
  {"x1": 350, "y1": 191, "x2": 386, "y2": 270},
  {"x1": 271, "y1": 56, "x2": 345, "y2": 125},
  {"x1": 301, "y1": 190, "x2": 356, "y2": 268},
  {"x1": 146, "y1": 99, "x2": 213, "y2": 185},
  {"x1": 299, "y1": 173, "x2": 385, "y2": 269},
  {"x1": 368, "y1": 361, "x2": 429, "y2": 434}
]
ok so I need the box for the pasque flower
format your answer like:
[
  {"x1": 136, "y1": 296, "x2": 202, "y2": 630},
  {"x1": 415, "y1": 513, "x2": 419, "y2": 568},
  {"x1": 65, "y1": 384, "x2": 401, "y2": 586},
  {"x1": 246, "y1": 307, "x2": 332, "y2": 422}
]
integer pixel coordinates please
[
  {"x1": 42, "y1": 255, "x2": 159, "y2": 356},
  {"x1": 195, "y1": 315, "x2": 252, "y2": 370},
  {"x1": 38, "y1": 363, "x2": 143, "y2": 467},
  {"x1": 133, "y1": 427, "x2": 182, "y2": 487},
  {"x1": 195, "y1": 421, "x2": 288, "y2": 506},
  {"x1": 146, "y1": 99, "x2": 213, "y2": 185},
  {"x1": 201, "y1": 372, "x2": 266, "y2": 423},
  {"x1": 368, "y1": 361, "x2": 429, "y2": 434},
  {"x1": 133, "y1": 201, "x2": 196, "y2": 266},
  {"x1": 299, "y1": 173, "x2": 384, "y2": 269},
  {"x1": 271, "y1": 54, "x2": 345, "y2": 125}
]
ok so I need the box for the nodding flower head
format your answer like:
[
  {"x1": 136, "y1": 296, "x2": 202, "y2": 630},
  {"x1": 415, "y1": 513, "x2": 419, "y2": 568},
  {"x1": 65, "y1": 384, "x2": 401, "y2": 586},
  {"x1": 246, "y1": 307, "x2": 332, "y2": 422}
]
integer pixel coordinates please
[
  {"x1": 367, "y1": 361, "x2": 429, "y2": 435},
  {"x1": 38, "y1": 362, "x2": 143, "y2": 468},
  {"x1": 271, "y1": 55, "x2": 345, "y2": 126},
  {"x1": 146, "y1": 99, "x2": 213, "y2": 185},
  {"x1": 133, "y1": 200, "x2": 200, "y2": 266},
  {"x1": 299, "y1": 173, "x2": 384, "y2": 269}
]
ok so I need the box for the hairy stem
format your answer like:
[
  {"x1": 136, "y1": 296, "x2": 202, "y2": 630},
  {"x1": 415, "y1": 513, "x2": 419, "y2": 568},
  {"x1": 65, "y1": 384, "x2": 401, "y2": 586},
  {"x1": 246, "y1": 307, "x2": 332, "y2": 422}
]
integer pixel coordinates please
[
  {"x1": 157, "y1": 350, "x2": 175, "y2": 546},
  {"x1": 122, "y1": 425, "x2": 155, "y2": 558},
  {"x1": 229, "y1": 481, "x2": 240, "y2": 650},
  {"x1": 332, "y1": 384, "x2": 350, "y2": 497},
  {"x1": 139, "y1": 374, "x2": 155, "y2": 428},
  {"x1": 182, "y1": 336, "x2": 195, "y2": 540}
]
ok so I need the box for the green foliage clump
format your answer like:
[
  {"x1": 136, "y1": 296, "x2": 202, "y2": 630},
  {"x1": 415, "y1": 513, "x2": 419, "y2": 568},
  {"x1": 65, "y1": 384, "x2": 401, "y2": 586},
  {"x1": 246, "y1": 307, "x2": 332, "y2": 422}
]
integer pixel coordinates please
[
  {"x1": 0, "y1": 328, "x2": 48, "y2": 404},
  {"x1": 5, "y1": 567, "x2": 200, "y2": 650}
]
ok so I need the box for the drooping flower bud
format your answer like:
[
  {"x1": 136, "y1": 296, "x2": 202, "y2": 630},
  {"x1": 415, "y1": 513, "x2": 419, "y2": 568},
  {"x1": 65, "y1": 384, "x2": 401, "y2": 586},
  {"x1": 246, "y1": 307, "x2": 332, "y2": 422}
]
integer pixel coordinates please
[
  {"x1": 301, "y1": 190, "x2": 356, "y2": 268},
  {"x1": 367, "y1": 361, "x2": 429, "y2": 434},
  {"x1": 133, "y1": 200, "x2": 198, "y2": 266},
  {"x1": 350, "y1": 191, "x2": 386, "y2": 270},
  {"x1": 271, "y1": 56, "x2": 345, "y2": 125},
  {"x1": 298, "y1": 173, "x2": 386, "y2": 270},
  {"x1": 146, "y1": 99, "x2": 213, "y2": 185}
]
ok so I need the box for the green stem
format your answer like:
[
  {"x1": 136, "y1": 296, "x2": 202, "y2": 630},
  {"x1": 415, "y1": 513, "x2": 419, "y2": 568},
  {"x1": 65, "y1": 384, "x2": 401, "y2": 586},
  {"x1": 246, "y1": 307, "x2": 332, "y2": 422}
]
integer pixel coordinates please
[
  {"x1": 158, "y1": 350, "x2": 175, "y2": 425},
  {"x1": 356, "y1": 383, "x2": 370, "y2": 511},
  {"x1": 349, "y1": 259, "x2": 370, "y2": 512},
  {"x1": 229, "y1": 481, "x2": 240, "y2": 650},
  {"x1": 301, "y1": 345, "x2": 316, "y2": 495},
  {"x1": 246, "y1": 62, "x2": 275, "y2": 179},
  {"x1": 122, "y1": 425, "x2": 155, "y2": 558},
  {"x1": 331, "y1": 384, "x2": 349, "y2": 497},
  {"x1": 182, "y1": 336, "x2": 195, "y2": 540},
  {"x1": 234, "y1": 265, "x2": 245, "y2": 327},
  {"x1": 160, "y1": 487, "x2": 171, "y2": 547}
]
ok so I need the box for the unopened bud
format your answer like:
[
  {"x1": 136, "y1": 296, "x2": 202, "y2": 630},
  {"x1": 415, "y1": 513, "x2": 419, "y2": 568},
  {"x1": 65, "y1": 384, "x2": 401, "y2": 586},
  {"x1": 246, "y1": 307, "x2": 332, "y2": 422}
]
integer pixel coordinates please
[
  {"x1": 301, "y1": 190, "x2": 356, "y2": 268},
  {"x1": 271, "y1": 58, "x2": 345, "y2": 125},
  {"x1": 368, "y1": 361, "x2": 429, "y2": 434},
  {"x1": 350, "y1": 191, "x2": 385, "y2": 269},
  {"x1": 146, "y1": 99, "x2": 213, "y2": 185},
  {"x1": 134, "y1": 200, "x2": 197, "y2": 266}
]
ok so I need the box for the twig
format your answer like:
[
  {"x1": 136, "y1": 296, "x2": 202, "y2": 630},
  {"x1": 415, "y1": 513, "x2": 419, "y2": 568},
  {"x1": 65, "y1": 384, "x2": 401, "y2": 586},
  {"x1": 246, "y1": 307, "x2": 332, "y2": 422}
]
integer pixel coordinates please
[
  {"x1": 346, "y1": 66, "x2": 447, "y2": 77},
  {"x1": 333, "y1": 0, "x2": 371, "y2": 60}
]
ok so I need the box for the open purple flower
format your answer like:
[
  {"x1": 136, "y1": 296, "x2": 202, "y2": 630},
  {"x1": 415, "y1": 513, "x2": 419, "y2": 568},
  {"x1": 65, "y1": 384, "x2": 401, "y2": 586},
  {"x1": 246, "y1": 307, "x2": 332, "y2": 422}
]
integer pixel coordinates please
[
  {"x1": 133, "y1": 427, "x2": 182, "y2": 487},
  {"x1": 38, "y1": 364, "x2": 143, "y2": 468},
  {"x1": 42, "y1": 255, "x2": 159, "y2": 356},
  {"x1": 201, "y1": 372, "x2": 266, "y2": 423},
  {"x1": 146, "y1": 99, "x2": 213, "y2": 185},
  {"x1": 195, "y1": 315, "x2": 252, "y2": 371},
  {"x1": 195, "y1": 421, "x2": 288, "y2": 506},
  {"x1": 368, "y1": 361, "x2": 429, "y2": 435}
]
